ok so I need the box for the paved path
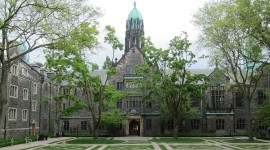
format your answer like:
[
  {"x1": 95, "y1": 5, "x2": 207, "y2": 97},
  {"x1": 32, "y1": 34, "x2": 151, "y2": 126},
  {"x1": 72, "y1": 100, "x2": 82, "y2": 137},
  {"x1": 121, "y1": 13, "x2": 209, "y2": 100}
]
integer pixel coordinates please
[{"x1": 1, "y1": 136, "x2": 270, "y2": 150}]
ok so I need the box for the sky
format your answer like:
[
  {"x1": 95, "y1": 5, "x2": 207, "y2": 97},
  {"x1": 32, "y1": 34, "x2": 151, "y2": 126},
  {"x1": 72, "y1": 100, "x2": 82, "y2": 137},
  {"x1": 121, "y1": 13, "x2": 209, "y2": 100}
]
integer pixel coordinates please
[{"x1": 31, "y1": 0, "x2": 211, "y2": 69}]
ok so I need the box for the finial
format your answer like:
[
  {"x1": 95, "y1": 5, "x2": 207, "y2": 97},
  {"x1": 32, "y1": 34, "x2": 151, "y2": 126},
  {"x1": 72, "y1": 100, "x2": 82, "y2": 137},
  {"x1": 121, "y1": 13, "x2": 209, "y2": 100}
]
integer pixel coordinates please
[{"x1": 134, "y1": 1, "x2": 136, "y2": 8}]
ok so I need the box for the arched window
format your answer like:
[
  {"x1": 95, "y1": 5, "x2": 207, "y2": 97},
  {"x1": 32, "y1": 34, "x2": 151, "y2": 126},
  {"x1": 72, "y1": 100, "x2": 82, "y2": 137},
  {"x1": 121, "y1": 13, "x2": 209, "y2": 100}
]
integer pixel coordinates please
[{"x1": 236, "y1": 119, "x2": 245, "y2": 129}]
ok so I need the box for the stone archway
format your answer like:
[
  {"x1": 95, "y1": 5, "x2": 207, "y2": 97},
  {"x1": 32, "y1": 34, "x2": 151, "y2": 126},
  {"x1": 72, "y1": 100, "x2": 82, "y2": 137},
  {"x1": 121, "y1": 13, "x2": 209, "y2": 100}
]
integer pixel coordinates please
[{"x1": 129, "y1": 120, "x2": 140, "y2": 136}]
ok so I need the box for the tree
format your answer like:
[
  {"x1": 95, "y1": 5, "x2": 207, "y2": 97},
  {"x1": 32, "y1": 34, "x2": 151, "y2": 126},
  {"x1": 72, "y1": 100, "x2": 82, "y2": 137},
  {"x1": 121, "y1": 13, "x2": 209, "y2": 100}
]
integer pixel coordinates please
[
  {"x1": 258, "y1": 99, "x2": 270, "y2": 127},
  {"x1": 102, "y1": 56, "x2": 112, "y2": 70},
  {"x1": 193, "y1": 0, "x2": 270, "y2": 141},
  {"x1": 0, "y1": 0, "x2": 101, "y2": 135},
  {"x1": 46, "y1": 22, "x2": 126, "y2": 139},
  {"x1": 104, "y1": 25, "x2": 123, "y2": 64},
  {"x1": 136, "y1": 33, "x2": 208, "y2": 139}
]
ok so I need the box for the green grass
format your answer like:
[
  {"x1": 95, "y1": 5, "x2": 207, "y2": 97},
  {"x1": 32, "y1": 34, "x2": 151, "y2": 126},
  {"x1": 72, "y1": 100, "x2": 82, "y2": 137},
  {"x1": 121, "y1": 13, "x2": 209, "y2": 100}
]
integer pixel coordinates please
[
  {"x1": 66, "y1": 138, "x2": 124, "y2": 144},
  {"x1": 35, "y1": 145, "x2": 89, "y2": 150},
  {"x1": 224, "y1": 139, "x2": 266, "y2": 143},
  {"x1": 105, "y1": 145, "x2": 154, "y2": 150},
  {"x1": 92, "y1": 145, "x2": 102, "y2": 150},
  {"x1": 150, "y1": 138, "x2": 204, "y2": 143},
  {"x1": 123, "y1": 140, "x2": 151, "y2": 144},
  {"x1": 159, "y1": 145, "x2": 167, "y2": 150},
  {"x1": 205, "y1": 137, "x2": 267, "y2": 143}
]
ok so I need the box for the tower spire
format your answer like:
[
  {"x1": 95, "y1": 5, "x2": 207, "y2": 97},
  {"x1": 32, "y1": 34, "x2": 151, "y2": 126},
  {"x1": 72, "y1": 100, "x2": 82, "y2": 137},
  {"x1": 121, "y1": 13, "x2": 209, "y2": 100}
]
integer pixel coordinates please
[{"x1": 134, "y1": 1, "x2": 136, "y2": 8}]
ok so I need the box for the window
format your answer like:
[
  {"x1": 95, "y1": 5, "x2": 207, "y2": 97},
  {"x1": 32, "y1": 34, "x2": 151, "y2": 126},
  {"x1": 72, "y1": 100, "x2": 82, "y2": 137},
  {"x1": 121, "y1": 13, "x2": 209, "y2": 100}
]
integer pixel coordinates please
[
  {"x1": 146, "y1": 119, "x2": 152, "y2": 130},
  {"x1": 32, "y1": 100, "x2": 37, "y2": 111},
  {"x1": 117, "y1": 82, "x2": 123, "y2": 90},
  {"x1": 74, "y1": 88, "x2": 77, "y2": 95},
  {"x1": 118, "y1": 123, "x2": 123, "y2": 130},
  {"x1": 126, "y1": 81, "x2": 138, "y2": 89},
  {"x1": 191, "y1": 100, "x2": 199, "y2": 107},
  {"x1": 167, "y1": 120, "x2": 174, "y2": 130},
  {"x1": 127, "y1": 96, "x2": 142, "y2": 108},
  {"x1": 8, "y1": 108, "x2": 17, "y2": 120},
  {"x1": 11, "y1": 64, "x2": 18, "y2": 76},
  {"x1": 64, "y1": 88, "x2": 69, "y2": 94},
  {"x1": 22, "y1": 109, "x2": 28, "y2": 121},
  {"x1": 33, "y1": 84, "x2": 37, "y2": 94},
  {"x1": 146, "y1": 102, "x2": 152, "y2": 108},
  {"x1": 117, "y1": 101, "x2": 122, "y2": 108},
  {"x1": 64, "y1": 121, "x2": 69, "y2": 130},
  {"x1": 10, "y1": 85, "x2": 18, "y2": 98},
  {"x1": 125, "y1": 66, "x2": 134, "y2": 74},
  {"x1": 236, "y1": 119, "x2": 245, "y2": 129},
  {"x1": 216, "y1": 119, "x2": 225, "y2": 130},
  {"x1": 21, "y1": 67, "x2": 28, "y2": 76},
  {"x1": 23, "y1": 88, "x2": 28, "y2": 100},
  {"x1": 211, "y1": 90, "x2": 224, "y2": 108},
  {"x1": 235, "y1": 92, "x2": 244, "y2": 107},
  {"x1": 190, "y1": 119, "x2": 200, "y2": 130},
  {"x1": 62, "y1": 103, "x2": 66, "y2": 110},
  {"x1": 258, "y1": 91, "x2": 266, "y2": 104},
  {"x1": 81, "y1": 121, "x2": 87, "y2": 130}
]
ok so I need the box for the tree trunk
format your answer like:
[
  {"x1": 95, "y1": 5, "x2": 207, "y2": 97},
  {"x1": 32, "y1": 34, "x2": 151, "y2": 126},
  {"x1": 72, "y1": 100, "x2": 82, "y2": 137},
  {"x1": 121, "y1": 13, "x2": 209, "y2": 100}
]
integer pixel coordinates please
[
  {"x1": 0, "y1": 65, "x2": 9, "y2": 138},
  {"x1": 92, "y1": 119, "x2": 99, "y2": 140},
  {"x1": 246, "y1": 100, "x2": 254, "y2": 141},
  {"x1": 173, "y1": 117, "x2": 179, "y2": 139}
]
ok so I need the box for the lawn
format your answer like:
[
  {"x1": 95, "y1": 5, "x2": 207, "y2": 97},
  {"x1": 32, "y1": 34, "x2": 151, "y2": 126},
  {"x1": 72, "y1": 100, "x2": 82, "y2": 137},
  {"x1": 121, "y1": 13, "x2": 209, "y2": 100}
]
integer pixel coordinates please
[
  {"x1": 204, "y1": 138, "x2": 266, "y2": 143},
  {"x1": 35, "y1": 145, "x2": 89, "y2": 150},
  {"x1": 105, "y1": 145, "x2": 154, "y2": 150},
  {"x1": 65, "y1": 138, "x2": 124, "y2": 144},
  {"x1": 149, "y1": 137, "x2": 204, "y2": 143}
]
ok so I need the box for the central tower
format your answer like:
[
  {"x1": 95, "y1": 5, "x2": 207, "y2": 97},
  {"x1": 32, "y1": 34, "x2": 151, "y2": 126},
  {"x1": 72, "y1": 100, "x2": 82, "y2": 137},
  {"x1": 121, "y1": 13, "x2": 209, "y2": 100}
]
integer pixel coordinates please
[{"x1": 125, "y1": 2, "x2": 144, "y2": 53}]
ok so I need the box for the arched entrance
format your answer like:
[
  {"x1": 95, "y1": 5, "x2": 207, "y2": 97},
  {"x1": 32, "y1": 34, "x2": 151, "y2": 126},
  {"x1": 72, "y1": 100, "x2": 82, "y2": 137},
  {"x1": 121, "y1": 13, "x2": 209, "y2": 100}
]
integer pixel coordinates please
[{"x1": 129, "y1": 120, "x2": 140, "y2": 136}]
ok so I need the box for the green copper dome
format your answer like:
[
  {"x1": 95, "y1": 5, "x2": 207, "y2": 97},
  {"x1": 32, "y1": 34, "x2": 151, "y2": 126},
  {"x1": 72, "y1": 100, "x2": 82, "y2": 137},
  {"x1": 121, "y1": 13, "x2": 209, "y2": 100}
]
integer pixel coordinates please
[{"x1": 128, "y1": 2, "x2": 142, "y2": 20}]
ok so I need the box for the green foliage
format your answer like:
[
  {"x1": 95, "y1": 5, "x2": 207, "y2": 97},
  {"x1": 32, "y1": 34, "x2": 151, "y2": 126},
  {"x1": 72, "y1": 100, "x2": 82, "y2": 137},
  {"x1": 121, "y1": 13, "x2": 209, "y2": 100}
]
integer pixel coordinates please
[
  {"x1": 193, "y1": 0, "x2": 270, "y2": 141},
  {"x1": 104, "y1": 25, "x2": 124, "y2": 51},
  {"x1": 102, "y1": 56, "x2": 113, "y2": 70},
  {"x1": 60, "y1": 100, "x2": 87, "y2": 116},
  {"x1": 137, "y1": 33, "x2": 208, "y2": 139},
  {"x1": 104, "y1": 25, "x2": 124, "y2": 62},
  {"x1": 258, "y1": 98, "x2": 270, "y2": 127},
  {"x1": 46, "y1": 23, "x2": 123, "y2": 139},
  {"x1": 101, "y1": 109, "x2": 125, "y2": 127}
]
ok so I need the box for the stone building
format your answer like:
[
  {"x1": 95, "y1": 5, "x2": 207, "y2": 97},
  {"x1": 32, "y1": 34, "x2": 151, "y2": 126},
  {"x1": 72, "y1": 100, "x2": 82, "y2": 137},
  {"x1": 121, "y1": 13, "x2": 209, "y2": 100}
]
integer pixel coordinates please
[
  {"x1": 108, "y1": 2, "x2": 269, "y2": 137},
  {"x1": 1, "y1": 2, "x2": 269, "y2": 139},
  {"x1": 0, "y1": 43, "x2": 59, "y2": 138}
]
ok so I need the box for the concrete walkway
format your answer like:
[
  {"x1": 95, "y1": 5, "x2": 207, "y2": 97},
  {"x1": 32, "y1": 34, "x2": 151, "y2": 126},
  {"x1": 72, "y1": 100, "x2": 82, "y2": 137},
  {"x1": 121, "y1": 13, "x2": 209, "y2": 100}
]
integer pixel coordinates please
[{"x1": 1, "y1": 136, "x2": 270, "y2": 150}]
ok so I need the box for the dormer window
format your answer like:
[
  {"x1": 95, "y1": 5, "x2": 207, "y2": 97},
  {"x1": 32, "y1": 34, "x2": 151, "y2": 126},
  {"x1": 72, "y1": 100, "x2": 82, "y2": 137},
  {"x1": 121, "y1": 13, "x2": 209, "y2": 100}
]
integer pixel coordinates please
[
  {"x1": 21, "y1": 67, "x2": 28, "y2": 77},
  {"x1": 11, "y1": 64, "x2": 18, "y2": 76}
]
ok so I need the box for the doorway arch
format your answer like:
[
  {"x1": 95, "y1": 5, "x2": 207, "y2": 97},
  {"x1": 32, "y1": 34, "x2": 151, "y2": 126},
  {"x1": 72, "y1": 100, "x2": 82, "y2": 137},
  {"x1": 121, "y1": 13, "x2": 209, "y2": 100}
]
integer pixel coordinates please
[{"x1": 129, "y1": 120, "x2": 140, "y2": 136}]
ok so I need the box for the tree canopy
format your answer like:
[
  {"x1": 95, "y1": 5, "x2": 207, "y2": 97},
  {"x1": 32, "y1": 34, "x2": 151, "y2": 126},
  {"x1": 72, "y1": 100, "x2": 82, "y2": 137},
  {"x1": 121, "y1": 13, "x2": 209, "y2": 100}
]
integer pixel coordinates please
[
  {"x1": 136, "y1": 33, "x2": 208, "y2": 139},
  {"x1": 193, "y1": 0, "x2": 270, "y2": 141},
  {"x1": 0, "y1": 0, "x2": 101, "y2": 137}
]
